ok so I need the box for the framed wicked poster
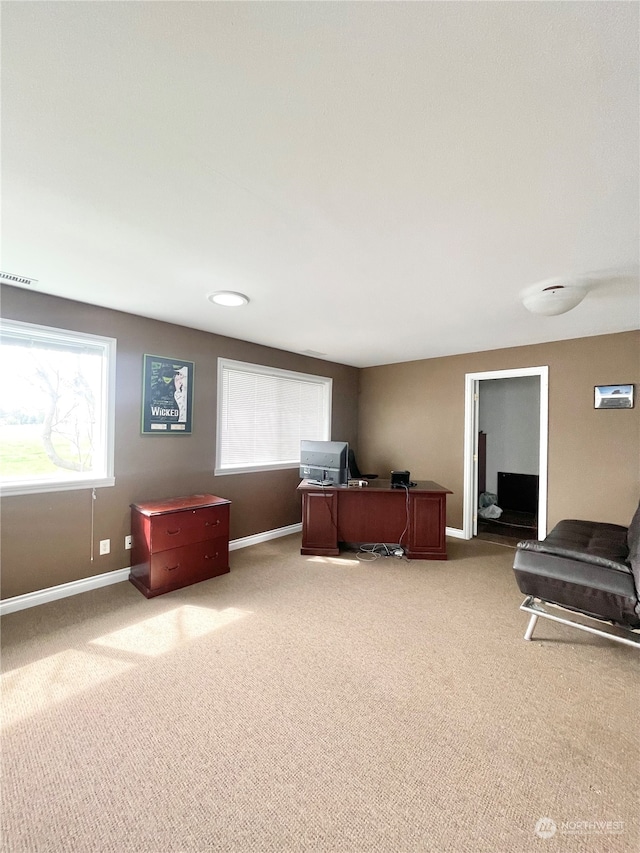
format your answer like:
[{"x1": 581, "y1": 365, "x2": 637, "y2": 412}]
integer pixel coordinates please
[{"x1": 141, "y1": 354, "x2": 194, "y2": 434}]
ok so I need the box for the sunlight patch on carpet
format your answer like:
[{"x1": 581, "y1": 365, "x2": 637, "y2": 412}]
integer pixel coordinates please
[
  {"x1": 90, "y1": 605, "x2": 252, "y2": 657},
  {"x1": 1, "y1": 649, "x2": 135, "y2": 728},
  {"x1": 307, "y1": 555, "x2": 357, "y2": 567}
]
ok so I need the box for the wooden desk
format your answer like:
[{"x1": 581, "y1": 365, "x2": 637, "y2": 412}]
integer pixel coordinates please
[{"x1": 297, "y1": 479, "x2": 452, "y2": 560}]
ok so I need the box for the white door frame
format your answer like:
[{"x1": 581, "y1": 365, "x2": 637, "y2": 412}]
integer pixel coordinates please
[{"x1": 462, "y1": 366, "x2": 549, "y2": 540}]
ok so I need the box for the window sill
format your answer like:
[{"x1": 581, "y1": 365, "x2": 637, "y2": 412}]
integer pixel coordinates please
[
  {"x1": 214, "y1": 463, "x2": 298, "y2": 476},
  {"x1": 1, "y1": 476, "x2": 115, "y2": 497}
]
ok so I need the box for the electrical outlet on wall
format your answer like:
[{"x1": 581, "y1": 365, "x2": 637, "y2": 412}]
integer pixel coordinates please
[
  {"x1": 125, "y1": 535, "x2": 132, "y2": 550},
  {"x1": 99, "y1": 539, "x2": 110, "y2": 555}
]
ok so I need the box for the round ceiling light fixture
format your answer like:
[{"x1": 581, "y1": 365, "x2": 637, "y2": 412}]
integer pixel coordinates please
[
  {"x1": 208, "y1": 291, "x2": 250, "y2": 307},
  {"x1": 521, "y1": 278, "x2": 589, "y2": 316}
]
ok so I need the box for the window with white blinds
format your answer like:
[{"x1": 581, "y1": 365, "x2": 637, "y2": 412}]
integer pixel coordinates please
[{"x1": 216, "y1": 359, "x2": 332, "y2": 475}]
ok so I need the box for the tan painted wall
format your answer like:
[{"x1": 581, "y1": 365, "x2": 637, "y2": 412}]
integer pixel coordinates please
[
  {"x1": 0, "y1": 286, "x2": 359, "y2": 599},
  {"x1": 2, "y1": 282, "x2": 638, "y2": 601},
  {"x1": 358, "y1": 332, "x2": 639, "y2": 530}
]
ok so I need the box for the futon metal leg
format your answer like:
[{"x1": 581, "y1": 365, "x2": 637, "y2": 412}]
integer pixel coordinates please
[
  {"x1": 524, "y1": 613, "x2": 538, "y2": 641},
  {"x1": 519, "y1": 595, "x2": 640, "y2": 648}
]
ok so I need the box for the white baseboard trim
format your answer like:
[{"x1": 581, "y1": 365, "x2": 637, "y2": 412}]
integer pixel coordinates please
[
  {"x1": 229, "y1": 523, "x2": 302, "y2": 552},
  {"x1": 0, "y1": 522, "x2": 304, "y2": 616},
  {"x1": 1, "y1": 522, "x2": 466, "y2": 615},
  {"x1": 446, "y1": 526, "x2": 467, "y2": 540},
  {"x1": 0, "y1": 567, "x2": 131, "y2": 616}
]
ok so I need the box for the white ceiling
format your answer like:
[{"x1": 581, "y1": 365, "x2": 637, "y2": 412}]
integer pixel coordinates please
[{"x1": 2, "y1": 2, "x2": 638, "y2": 368}]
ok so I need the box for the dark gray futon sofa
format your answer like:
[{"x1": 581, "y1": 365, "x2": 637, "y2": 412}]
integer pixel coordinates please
[{"x1": 512, "y1": 501, "x2": 640, "y2": 648}]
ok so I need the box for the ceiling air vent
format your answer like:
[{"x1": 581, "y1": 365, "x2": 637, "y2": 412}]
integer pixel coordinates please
[{"x1": 0, "y1": 271, "x2": 38, "y2": 287}]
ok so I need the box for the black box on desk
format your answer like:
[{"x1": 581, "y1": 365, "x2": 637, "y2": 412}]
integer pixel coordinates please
[{"x1": 390, "y1": 470, "x2": 410, "y2": 488}]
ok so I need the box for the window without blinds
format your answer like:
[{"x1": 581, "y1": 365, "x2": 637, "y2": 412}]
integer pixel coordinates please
[
  {"x1": 0, "y1": 318, "x2": 116, "y2": 496},
  {"x1": 216, "y1": 359, "x2": 332, "y2": 474}
]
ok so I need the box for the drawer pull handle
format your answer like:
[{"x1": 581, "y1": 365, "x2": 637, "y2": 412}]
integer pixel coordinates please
[
  {"x1": 204, "y1": 553, "x2": 219, "y2": 560},
  {"x1": 205, "y1": 520, "x2": 220, "y2": 527},
  {"x1": 167, "y1": 528, "x2": 181, "y2": 536},
  {"x1": 164, "y1": 564, "x2": 180, "y2": 572}
]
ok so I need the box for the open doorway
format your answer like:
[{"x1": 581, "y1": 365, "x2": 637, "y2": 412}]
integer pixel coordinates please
[
  {"x1": 476, "y1": 376, "x2": 540, "y2": 545},
  {"x1": 462, "y1": 366, "x2": 548, "y2": 542}
]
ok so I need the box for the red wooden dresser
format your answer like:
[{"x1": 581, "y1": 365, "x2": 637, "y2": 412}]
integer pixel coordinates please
[{"x1": 129, "y1": 493, "x2": 231, "y2": 598}]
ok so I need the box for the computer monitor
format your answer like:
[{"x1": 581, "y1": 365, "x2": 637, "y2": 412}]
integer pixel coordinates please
[{"x1": 299, "y1": 440, "x2": 349, "y2": 486}]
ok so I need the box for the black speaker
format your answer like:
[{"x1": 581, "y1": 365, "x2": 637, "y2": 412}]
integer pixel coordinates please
[{"x1": 390, "y1": 470, "x2": 410, "y2": 488}]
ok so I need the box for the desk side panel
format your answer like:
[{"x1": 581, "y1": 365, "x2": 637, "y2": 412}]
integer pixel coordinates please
[
  {"x1": 301, "y1": 491, "x2": 339, "y2": 555},
  {"x1": 408, "y1": 493, "x2": 447, "y2": 559}
]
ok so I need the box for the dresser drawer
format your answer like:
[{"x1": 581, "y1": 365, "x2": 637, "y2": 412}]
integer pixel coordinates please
[
  {"x1": 150, "y1": 504, "x2": 229, "y2": 552},
  {"x1": 149, "y1": 538, "x2": 229, "y2": 592}
]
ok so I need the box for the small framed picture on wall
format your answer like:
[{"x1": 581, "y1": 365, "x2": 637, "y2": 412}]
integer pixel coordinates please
[
  {"x1": 142, "y1": 354, "x2": 194, "y2": 434},
  {"x1": 594, "y1": 384, "x2": 634, "y2": 410}
]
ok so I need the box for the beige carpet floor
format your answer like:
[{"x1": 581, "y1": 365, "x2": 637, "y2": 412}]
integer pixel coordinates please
[{"x1": 1, "y1": 535, "x2": 639, "y2": 853}]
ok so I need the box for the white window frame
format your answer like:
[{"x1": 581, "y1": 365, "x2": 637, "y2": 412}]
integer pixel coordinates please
[
  {"x1": 0, "y1": 318, "x2": 116, "y2": 496},
  {"x1": 215, "y1": 358, "x2": 332, "y2": 475}
]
